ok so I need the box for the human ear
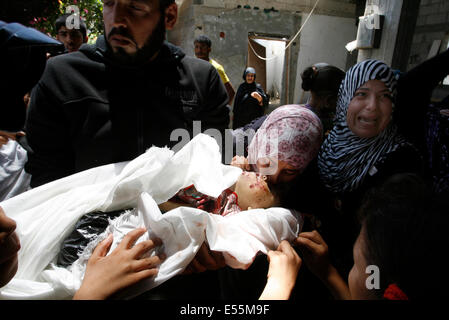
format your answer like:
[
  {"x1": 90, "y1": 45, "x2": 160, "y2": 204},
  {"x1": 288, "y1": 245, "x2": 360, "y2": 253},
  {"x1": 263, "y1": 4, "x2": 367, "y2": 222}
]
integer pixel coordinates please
[{"x1": 164, "y1": 3, "x2": 178, "y2": 30}]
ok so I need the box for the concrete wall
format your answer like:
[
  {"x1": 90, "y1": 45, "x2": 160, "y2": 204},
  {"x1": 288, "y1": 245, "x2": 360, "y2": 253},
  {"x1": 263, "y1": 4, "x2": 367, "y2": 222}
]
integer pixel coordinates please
[
  {"x1": 294, "y1": 14, "x2": 357, "y2": 104},
  {"x1": 173, "y1": 5, "x2": 303, "y2": 105},
  {"x1": 357, "y1": 0, "x2": 404, "y2": 66},
  {"x1": 405, "y1": 0, "x2": 449, "y2": 101},
  {"x1": 408, "y1": 0, "x2": 449, "y2": 71},
  {"x1": 169, "y1": 1, "x2": 357, "y2": 105},
  {"x1": 203, "y1": 0, "x2": 356, "y2": 18}
]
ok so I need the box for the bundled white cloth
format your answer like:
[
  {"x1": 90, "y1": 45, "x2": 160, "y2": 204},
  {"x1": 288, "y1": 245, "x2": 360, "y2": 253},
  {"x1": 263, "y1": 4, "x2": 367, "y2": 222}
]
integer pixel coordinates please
[
  {"x1": 0, "y1": 139, "x2": 31, "y2": 201},
  {"x1": 0, "y1": 134, "x2": 302, "y2": 300}
]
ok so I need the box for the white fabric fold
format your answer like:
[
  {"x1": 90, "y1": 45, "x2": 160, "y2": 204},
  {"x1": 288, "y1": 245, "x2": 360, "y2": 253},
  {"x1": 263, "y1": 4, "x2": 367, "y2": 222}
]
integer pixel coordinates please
[
  {"x1": 0, "y1": 139, "x2": 31, "y2": 201},
  {"x1": 0, "y1": 134, "x2": 301, "y2": 300}
]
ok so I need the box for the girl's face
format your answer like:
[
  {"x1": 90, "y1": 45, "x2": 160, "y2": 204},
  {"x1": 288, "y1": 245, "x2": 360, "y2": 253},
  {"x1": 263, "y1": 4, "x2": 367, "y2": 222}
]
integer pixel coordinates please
[
  {"x1": 246, "y1": 73, "x2": 255, "y2": 84},
  {"x1": 348, "y1": 227, "x2": 378, "y2": 300},
  {"x1": 234, "y1": 171, "x2": 277, "y2": 210},
  {"x1": 346, "y1": 80, "x2": 393, "y2": 138}
]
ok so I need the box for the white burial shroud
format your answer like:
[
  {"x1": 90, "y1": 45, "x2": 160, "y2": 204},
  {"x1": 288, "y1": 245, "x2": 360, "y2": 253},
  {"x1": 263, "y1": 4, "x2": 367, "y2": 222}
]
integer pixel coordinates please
[{"x1": 0, "y1": 134, "x2": 301, "y2": 299}]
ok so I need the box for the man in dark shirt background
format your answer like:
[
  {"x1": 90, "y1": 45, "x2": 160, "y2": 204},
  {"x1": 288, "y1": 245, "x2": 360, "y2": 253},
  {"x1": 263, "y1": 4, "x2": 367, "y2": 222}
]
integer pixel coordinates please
[
  {"x1": 55, "y1": 13, "x2": 88, "y2": 53},
  {"x1": 25, "y1": 0, "x2": 230, "y2": 187}
]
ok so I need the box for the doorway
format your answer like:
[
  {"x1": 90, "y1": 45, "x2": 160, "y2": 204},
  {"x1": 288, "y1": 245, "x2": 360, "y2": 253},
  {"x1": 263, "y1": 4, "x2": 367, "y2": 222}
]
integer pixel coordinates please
[{"x1": 247, "y1": 32, "x2": 289, "y2": 112}]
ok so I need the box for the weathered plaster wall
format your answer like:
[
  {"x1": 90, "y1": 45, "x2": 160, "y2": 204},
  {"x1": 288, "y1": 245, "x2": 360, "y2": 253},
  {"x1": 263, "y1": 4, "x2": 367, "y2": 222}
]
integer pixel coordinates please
[
  {"x1": 408, "y1": 0, "x2": 449, "y2": 71},
  {"x1": 202, "y1": 0, "x2": 356, "y2": 18},
  {"x1": 169, "y1": 1, "x2": 357, "y2": 105},
  {"x1": 177, "y1": 5, "x2": 302, "y2": 105},
  {"x1": 294, "y1": 13, "x2": 357, "y2": 104},
  {"x1": 407, "y1": 0, "x2": 449, "y2": 100},
  {"x1": 356, "y1": 0, "x2": 404, "y2": 66}
]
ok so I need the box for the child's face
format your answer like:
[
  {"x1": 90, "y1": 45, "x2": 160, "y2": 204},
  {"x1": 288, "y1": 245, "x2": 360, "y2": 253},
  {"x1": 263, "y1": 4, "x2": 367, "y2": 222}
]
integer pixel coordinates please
[
  {"x1": 348, "y1": 226, "x2": 378, "y2": 300},
  {"x1": 234, "y1": 171, "x2": 278, "y2": 211}
]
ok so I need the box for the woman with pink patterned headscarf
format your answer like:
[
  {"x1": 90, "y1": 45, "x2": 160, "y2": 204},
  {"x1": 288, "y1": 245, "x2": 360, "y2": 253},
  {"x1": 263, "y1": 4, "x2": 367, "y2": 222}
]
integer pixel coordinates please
[{"x1": 243, "y1": 105, "x2": 323, "y2": 184}]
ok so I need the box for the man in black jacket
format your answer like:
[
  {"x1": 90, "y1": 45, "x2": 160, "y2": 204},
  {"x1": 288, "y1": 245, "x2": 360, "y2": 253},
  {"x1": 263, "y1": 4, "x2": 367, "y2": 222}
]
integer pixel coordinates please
[{"x1": 25, "y1": 0, "x2": 230, "y2": 187}]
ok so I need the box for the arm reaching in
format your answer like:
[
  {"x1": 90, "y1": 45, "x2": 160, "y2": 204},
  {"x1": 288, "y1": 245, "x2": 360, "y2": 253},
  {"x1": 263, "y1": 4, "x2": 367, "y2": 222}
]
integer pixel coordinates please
[
  {"x1": 73, "y1": 228, "x2": 164, "y2": 300},
  {"x1": 0, "y1": 131, "x2": 25, "y2": 147},
  {"x1": 295, "y1": 231, "x2": 351, "y2": 300},
  {"x1": 396, "y1": 48, "x2": 449, "y2": 149},
  {"x1": 259, "y1": 240, "x2": 302, "y2": 300}
]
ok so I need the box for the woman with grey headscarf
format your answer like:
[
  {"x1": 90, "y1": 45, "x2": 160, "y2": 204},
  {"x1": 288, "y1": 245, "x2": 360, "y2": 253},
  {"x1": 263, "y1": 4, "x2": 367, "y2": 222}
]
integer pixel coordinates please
[{"x1": 232, "y1": 67, "x2": 268, "y2": 129}]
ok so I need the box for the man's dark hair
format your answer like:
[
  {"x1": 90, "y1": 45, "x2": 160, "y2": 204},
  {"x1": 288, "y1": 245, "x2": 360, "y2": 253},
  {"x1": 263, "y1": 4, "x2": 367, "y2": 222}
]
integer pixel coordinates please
[
  {"x1": 55, "y1": 13, "x2": 87, "y2": 38},
  {"x1": 194, "y1": 35, "x2": 212, "y2": 48}
]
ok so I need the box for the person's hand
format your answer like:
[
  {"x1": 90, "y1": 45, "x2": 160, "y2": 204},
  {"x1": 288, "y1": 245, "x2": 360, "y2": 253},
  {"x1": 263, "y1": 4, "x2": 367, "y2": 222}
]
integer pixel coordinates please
[
  {"x1": 73, "y1": 228, "x2": 164, "y2": 300},
  {"x1": 0, "y1": 131, "x2": 24, "y2": 148},
  {"x1": 259, "y1": 240, "x2": 302, "y2": 300},
  {"x1": 440, "y1": 109, "x2": 449, "y2": 117},
  {"x1": 296, "y1": 231, "x2": 351, "y2": 300},
  {"x1": 0, "y1": 207, "x2": 20, "y2": 288},
  {"x1": 183, "y1": 243, "x2": 226, "y2": 274},
  {"x1": 251, "y1": 92, "x2": 263, "y2": 105},
  {"x1": 231, "y1": 155, "x2": 251, "y2": 171},
  {"x1": 295, "y1": 230, "x2": 332, "y2": 281}
]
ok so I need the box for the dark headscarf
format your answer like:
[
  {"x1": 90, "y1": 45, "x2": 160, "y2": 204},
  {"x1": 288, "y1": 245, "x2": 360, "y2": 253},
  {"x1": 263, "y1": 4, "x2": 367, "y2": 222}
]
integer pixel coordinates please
[
  {"x1": 233, "y1": 67, "x2": 267, "y2": 129},
  {"x1": 242, "y1": 67, "x2": 256, "y2": 81}
]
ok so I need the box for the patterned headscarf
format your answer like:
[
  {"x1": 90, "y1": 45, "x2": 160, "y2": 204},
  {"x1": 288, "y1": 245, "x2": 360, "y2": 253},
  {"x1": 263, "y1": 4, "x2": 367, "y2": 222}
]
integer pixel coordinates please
[
  {"x1": 247, "y1": 105, "x2": 323, "y2": 172},
  {"x1": 318, "y1": 59, "x2": 410, "y2": 193}
]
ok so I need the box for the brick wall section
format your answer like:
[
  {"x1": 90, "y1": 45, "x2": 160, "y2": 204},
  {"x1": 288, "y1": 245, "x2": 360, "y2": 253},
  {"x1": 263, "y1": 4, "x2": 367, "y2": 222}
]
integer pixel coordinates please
[{"x1": 408, "y1": 0, "x2": 449, "y2": 70}]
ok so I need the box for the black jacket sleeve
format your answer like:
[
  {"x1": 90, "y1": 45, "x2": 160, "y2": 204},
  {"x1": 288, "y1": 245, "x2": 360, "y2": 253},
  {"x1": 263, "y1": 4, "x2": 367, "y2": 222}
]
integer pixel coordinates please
[
  {"x1": 396, "y1": 48, "x2": 449, "y2": 151},
  {"x1": 198, "y1": 65, "x2": 230, "y2": 132},
  {"x1": 25, "y1": 80, "x2": 75, "y2": 187},
  {"x1": 233, "y1": 84, "x2": 244, "y2": 112},
  {"x1": 181, "y1": 57, "x2": 230, "y2": 133}
]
